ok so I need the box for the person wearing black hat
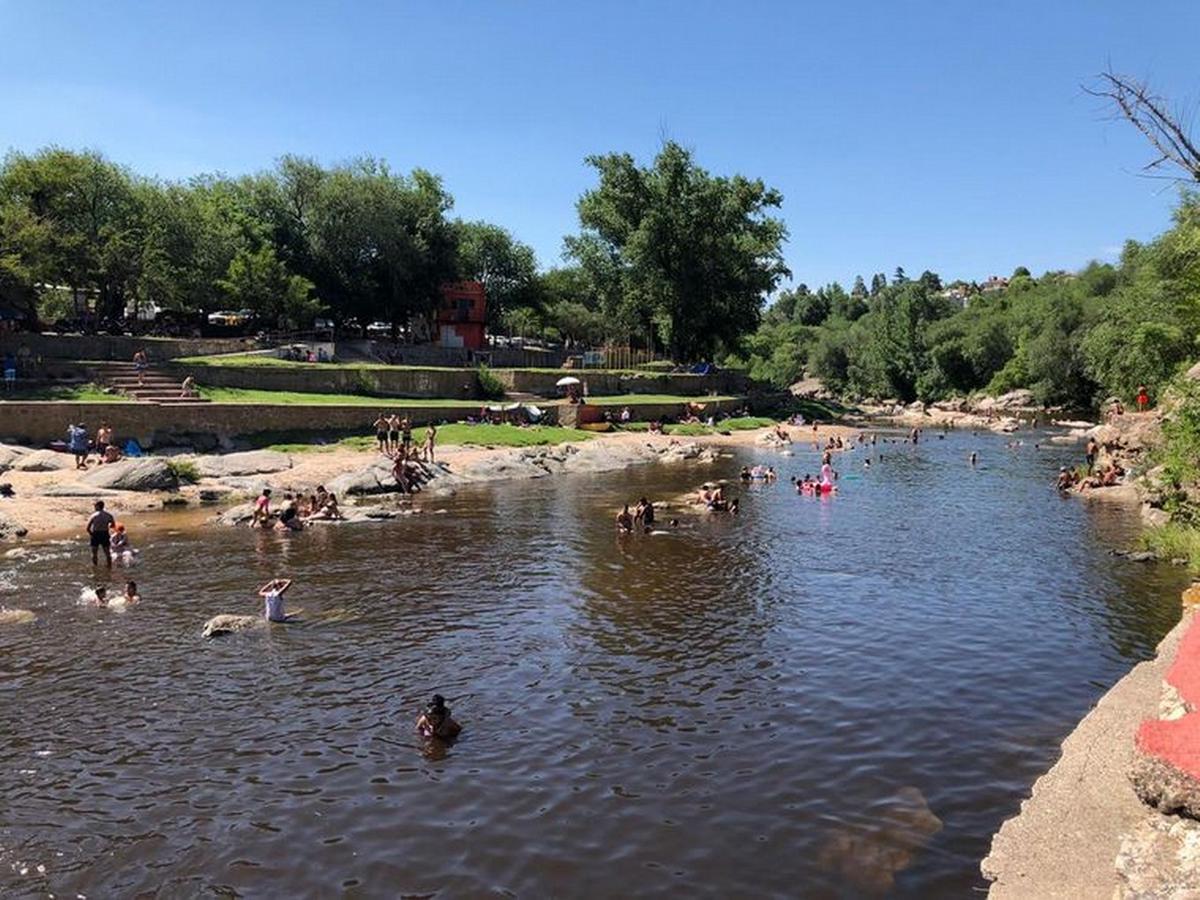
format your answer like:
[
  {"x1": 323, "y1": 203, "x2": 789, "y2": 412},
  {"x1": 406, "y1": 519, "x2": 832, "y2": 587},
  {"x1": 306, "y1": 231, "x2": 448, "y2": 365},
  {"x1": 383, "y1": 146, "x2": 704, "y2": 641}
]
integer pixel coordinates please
[{"x1": 416, "y1": 694, "x2": 461, "y2": 740}]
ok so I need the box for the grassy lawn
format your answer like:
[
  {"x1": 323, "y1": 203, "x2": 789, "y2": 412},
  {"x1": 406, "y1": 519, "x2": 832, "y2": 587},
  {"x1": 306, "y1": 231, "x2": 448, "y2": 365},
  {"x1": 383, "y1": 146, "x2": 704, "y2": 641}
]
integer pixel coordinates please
[
  {"x1": 177, "y1": 353, "x2": 707, "y2": 378},
  {"x1": 620, "y1": 415, "x2": 774, "y2": 436},
  {"x1": 197, "y1": 386, "x2": 483, "y2": 407},
  {"x1": 257, "y1": 423, "x2": 595, "y2": 453},
  {"x1": 586, "y1": 393, "x2": 737, "y2": 405},
  {"x1": 2, "y1": 383, "x2": 131, "y2": 403}
]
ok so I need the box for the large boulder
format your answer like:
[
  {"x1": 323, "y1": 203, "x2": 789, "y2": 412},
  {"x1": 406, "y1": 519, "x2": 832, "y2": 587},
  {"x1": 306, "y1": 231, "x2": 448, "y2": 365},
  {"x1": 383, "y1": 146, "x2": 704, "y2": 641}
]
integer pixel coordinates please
[
  {"x1": 13, "y1": 449, "x2": 72, "y2": 472},
  {"x1": 80, "y1": 458, "x2": 178, "y2": 492},
  {"x1": 194, "y1": 450, "x2": 293, "y2": 479},
  {"x1": 0, "y1": 444, "x2": 29, "y2": 473},
  {"x1": 994, "y1": 389, "x2": 1036, "y2": 409},
  {"x1": 326, "y1": 459, "x2": 400, "y2": 496},
  {"x1": 0, "y1": 511, "x2": 28, "y2": 540}
]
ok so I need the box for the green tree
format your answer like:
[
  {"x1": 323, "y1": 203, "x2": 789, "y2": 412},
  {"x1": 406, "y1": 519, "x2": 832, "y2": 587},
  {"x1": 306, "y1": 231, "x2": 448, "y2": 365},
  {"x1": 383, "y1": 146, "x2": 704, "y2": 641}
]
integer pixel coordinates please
[
  {"x1": 455, "y1": 220, "x2": 539, "y2": 328},
  {"x1": 566, "y1": 141, "x2": 788, "y2": 362},
  {"x1": 218, "y1": 244, "x2": 319, "y2": 330}
]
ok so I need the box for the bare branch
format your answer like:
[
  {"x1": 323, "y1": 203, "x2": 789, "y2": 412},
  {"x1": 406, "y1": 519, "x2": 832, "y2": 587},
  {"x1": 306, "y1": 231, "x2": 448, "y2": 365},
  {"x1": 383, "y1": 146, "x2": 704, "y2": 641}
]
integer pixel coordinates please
[{"x1": 1084, "y1": 69, "x2": 1200, "y2": 183}]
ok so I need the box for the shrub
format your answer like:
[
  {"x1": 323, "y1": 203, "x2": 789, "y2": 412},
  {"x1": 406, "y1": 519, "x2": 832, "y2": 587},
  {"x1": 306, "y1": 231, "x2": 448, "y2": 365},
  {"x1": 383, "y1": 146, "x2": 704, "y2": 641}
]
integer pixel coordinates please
[
  {"x1": 166, "y1": 459, "x2": 200, "y2": 484},
  {"x1": 476, "y1": 365, "x2": 506, "y2": 401}
]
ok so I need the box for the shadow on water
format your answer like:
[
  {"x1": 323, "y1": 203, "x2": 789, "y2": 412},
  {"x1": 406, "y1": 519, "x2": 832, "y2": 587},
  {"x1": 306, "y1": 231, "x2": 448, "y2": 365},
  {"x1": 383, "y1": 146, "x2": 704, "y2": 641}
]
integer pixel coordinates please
[{"x1": 0, "y1": 429, "x2": 1189, "y2": 897}]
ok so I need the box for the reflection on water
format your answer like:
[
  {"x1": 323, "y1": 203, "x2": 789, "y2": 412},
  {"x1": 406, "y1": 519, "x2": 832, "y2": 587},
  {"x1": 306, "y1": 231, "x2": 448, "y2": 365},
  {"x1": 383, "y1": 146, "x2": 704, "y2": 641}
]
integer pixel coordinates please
[{"x1": 0, "y1": 431, "x2": 1188, "y2": 898}]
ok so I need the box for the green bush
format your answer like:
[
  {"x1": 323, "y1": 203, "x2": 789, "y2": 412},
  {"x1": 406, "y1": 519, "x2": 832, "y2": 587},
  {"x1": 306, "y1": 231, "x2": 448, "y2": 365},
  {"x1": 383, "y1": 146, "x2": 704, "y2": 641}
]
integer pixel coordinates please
[
  {"x1": 476, "y1": 364, "x2": 506, "y2": 400},
  {"x1": 166, "y1": 459, "x2": 200, "y2": 484}
]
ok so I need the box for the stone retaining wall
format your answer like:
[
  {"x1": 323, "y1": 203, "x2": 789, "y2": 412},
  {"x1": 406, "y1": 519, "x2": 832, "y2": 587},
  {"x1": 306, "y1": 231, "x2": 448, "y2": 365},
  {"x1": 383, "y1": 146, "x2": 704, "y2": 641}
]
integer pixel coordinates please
[
  {"x1": 0, "y1": 333, "x2": 256, "y2": 362},
  {"x1": 168, "y1": 362, "x2": 482, "y2": 399},
  {"x1": 163, "y1": 361, "x2": 748, "y2": 400}
]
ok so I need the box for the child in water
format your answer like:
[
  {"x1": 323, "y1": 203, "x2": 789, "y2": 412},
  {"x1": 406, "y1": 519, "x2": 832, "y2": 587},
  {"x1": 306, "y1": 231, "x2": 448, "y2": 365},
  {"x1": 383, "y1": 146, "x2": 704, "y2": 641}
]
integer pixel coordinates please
[
  {"x1": 258, "y1": 578, "x2": 293, "y2": 622},
  {"x1": 416, "y1": 694, "x2": 462, "y2": 740}
]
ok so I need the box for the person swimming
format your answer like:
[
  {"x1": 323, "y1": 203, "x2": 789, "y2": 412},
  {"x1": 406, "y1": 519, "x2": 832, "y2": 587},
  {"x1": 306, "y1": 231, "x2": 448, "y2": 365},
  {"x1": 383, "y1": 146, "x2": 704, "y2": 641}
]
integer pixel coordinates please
[{"x1": 416, "y1": 694, "x2": 462, "y2": 740}]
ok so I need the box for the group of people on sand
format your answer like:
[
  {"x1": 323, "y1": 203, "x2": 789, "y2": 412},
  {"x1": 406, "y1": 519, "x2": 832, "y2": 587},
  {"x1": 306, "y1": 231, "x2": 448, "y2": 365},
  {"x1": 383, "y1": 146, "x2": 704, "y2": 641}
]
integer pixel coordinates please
[
  {"x1": 66, "y1": 421, "x2": 122, "y2": 468},
  {"x1": 250, "y1": 486, "x2": 343, "y2": 530},
  {"x1": 373, "y1": 414, "x2": 436, "y2": 463},
  {"x1": 1058, "y1": 459, "x2": 1125, "y2": 492}
]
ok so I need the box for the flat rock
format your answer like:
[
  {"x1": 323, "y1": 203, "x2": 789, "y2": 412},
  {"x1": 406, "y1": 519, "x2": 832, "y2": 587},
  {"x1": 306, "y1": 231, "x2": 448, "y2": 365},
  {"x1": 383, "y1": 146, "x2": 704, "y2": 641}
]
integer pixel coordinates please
[
  {"x1": 0, "y1": 510, "x2": 28, "y2": 540},
  {"x1": 41, "y1": 484, "x2": 123, "y2": 498},
  {"x1": 326, "y1": 459, "x2": 400, "y2": 495},
  {"x1": 202, "y1": 614, "x2": 265, "y2": 638},
  {"x1": 0, "y1": 444, "x2": 29, "y2": 472},
  {"x1": 80, "y1": 458, "x2": 178, "y2": 492},
  {"x1": 194, "y1": 450, "x2": 294, "y2": 478},
  {"x1": 214, "y1": 503, "x2": 255, "y2": 526},
  {"x1": 13, "y1": 449, "x2": 73, "y2": 472}
]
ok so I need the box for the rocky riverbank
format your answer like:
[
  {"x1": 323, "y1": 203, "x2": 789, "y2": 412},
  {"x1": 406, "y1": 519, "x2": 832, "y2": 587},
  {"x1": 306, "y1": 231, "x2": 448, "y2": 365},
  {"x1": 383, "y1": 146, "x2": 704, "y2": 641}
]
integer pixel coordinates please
[{"x1": 0, "y1": 422, "x2": 858, "y2": 543}]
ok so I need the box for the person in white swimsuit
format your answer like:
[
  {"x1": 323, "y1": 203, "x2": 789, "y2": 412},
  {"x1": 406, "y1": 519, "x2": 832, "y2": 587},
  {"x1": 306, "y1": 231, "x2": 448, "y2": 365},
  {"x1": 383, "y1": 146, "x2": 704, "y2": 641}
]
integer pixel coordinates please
[{"x1": 257, "y1": 578, "x2": 293, "y2": 622}]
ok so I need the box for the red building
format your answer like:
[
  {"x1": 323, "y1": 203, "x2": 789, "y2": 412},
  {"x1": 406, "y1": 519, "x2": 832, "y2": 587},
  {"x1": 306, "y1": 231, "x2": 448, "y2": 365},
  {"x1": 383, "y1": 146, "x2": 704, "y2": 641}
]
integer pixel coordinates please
[{"x1": 436, "y1": 282, "x2": 487, "y2": 350}]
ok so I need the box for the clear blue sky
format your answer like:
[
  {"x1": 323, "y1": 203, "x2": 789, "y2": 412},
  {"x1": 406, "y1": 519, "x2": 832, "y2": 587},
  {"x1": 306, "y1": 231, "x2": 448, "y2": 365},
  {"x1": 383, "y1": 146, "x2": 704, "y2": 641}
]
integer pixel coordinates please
[{"x1": 1, "y1": 1, "x2": 1197, "y2": 291}]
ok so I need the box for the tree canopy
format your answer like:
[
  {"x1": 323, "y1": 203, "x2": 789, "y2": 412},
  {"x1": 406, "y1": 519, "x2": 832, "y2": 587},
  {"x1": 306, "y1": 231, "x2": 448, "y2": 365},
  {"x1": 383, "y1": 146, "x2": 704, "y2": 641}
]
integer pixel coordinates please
[{"x1": 565, "y1": 141, "x2": 789, "y2": 362}]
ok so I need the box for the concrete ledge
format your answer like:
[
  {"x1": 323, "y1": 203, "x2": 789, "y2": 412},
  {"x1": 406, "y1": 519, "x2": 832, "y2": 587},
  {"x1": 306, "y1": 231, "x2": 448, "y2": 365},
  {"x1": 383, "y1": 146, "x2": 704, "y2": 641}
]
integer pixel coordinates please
[{"x1": 982, "y1": 611, "x2": 1193, "y2": 898}]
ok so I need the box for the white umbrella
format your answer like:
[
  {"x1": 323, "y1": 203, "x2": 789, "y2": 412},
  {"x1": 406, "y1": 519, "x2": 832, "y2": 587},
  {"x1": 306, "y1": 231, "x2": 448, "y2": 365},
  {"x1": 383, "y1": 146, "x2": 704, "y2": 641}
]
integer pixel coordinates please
[{"x1": 556, "y1": 376, "x2": 582, "y2": 387}]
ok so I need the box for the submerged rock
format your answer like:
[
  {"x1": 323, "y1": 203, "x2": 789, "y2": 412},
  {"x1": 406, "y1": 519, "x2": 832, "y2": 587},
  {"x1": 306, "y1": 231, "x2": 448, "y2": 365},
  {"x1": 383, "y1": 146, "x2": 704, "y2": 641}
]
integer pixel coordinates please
[
  {"x1": 80, "y1": 458, "x2": 178, "y2": 492},
  {"x1": 0, "y1": 608, "x2": 36, "y2": 625},
  {"x1": 815, "y1": 785, "x2": 943, "y2": 894},
  {"x1": 202, "y1": 614, "x2": 264, "y2": 638}
]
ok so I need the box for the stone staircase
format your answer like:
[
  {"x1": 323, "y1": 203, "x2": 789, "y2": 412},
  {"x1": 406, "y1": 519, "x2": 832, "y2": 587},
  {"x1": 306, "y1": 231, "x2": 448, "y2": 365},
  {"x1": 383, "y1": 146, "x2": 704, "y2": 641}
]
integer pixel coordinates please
[{"x1": 91, "y1": 361, "x2": 210, "y2": 404}]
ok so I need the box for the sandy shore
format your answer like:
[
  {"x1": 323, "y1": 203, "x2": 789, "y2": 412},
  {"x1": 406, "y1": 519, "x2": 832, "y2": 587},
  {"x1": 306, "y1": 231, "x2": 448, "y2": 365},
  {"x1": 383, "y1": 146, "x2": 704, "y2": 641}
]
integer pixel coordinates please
[{"x1": 0, "y1": 421, "x2": 861, "y2": 543}]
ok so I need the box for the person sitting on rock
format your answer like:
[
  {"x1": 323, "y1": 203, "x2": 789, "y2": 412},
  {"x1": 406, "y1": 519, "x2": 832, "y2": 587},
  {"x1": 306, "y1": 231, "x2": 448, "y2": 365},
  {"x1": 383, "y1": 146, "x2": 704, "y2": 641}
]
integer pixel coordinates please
[
  {"x1": 416, "y1": 694, "x2": 461, "y2": 740},
  {"x1": 309, "y1": 493, "x2": 343, "y2": 520},
  {"x1": 276, "y1": 494, "x2": 303, "y2": 531}
]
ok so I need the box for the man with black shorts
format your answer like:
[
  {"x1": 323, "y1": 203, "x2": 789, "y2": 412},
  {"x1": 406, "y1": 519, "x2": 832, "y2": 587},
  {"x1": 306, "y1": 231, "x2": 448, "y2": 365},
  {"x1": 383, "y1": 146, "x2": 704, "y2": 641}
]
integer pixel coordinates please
[{"x1": 87, "y1": 500, "x2": 115, "y2": 567}]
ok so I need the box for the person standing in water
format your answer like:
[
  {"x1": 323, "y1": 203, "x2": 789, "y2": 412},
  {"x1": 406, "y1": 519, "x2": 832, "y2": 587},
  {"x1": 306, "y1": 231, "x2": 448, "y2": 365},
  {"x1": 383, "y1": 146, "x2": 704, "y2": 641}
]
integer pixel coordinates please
[
  {"x1": 616, "y1": 505, "x2": 634, "y2": 533},
  {"x1": 122, "y1": 581, "x2": 141, "y2": 604},
  {"x1": 86, "y1": 500, "x2": 115, "y2": 567},
  {"x1": 416, "y1": 694, "x2": 462, "y2": 740},
  {"x1": 258, "y1": 578, "x2": 293, "y2": 622}
]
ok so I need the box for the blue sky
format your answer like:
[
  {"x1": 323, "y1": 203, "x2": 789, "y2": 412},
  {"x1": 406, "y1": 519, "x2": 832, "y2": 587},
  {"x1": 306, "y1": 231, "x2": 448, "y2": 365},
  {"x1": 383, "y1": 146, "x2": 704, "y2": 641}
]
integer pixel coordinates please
[{"x1": 1, "y1": 1, "x2": 1197, "y2": 291}]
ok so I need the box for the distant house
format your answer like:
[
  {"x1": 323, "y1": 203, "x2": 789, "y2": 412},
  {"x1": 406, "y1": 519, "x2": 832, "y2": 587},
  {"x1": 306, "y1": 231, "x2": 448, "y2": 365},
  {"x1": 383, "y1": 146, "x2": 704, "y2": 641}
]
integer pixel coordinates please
[
  {"x1": 437, "y1": 281, "x2": 486, "y2": 350},
  {"x1": 980, "y1": 275, "x2": 1009, "y2": 294},
  {"x1": 940, "y1": 284, "x2": 972, "y2": 308}
]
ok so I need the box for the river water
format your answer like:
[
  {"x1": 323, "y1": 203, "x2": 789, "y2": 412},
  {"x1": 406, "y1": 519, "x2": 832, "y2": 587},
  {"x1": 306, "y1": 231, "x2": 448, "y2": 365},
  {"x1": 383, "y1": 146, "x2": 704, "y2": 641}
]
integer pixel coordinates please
[{"x1": 0, "y1": 430, "x2": 1188, "y2": 898}]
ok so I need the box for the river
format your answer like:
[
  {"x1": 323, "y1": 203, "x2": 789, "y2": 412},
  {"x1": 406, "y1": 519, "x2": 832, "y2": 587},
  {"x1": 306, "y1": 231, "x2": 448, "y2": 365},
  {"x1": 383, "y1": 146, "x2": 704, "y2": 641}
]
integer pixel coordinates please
[{"x1": 0, "y1": 430, "x2": 1188, "y2": 898}]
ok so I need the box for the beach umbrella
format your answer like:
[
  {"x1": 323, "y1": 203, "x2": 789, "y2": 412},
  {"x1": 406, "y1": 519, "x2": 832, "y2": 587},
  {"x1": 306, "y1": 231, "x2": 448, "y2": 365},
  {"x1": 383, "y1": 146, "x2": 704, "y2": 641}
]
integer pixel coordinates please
[{"x1": 556, "y1": 376, "x2": 581, "y2": 387}]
